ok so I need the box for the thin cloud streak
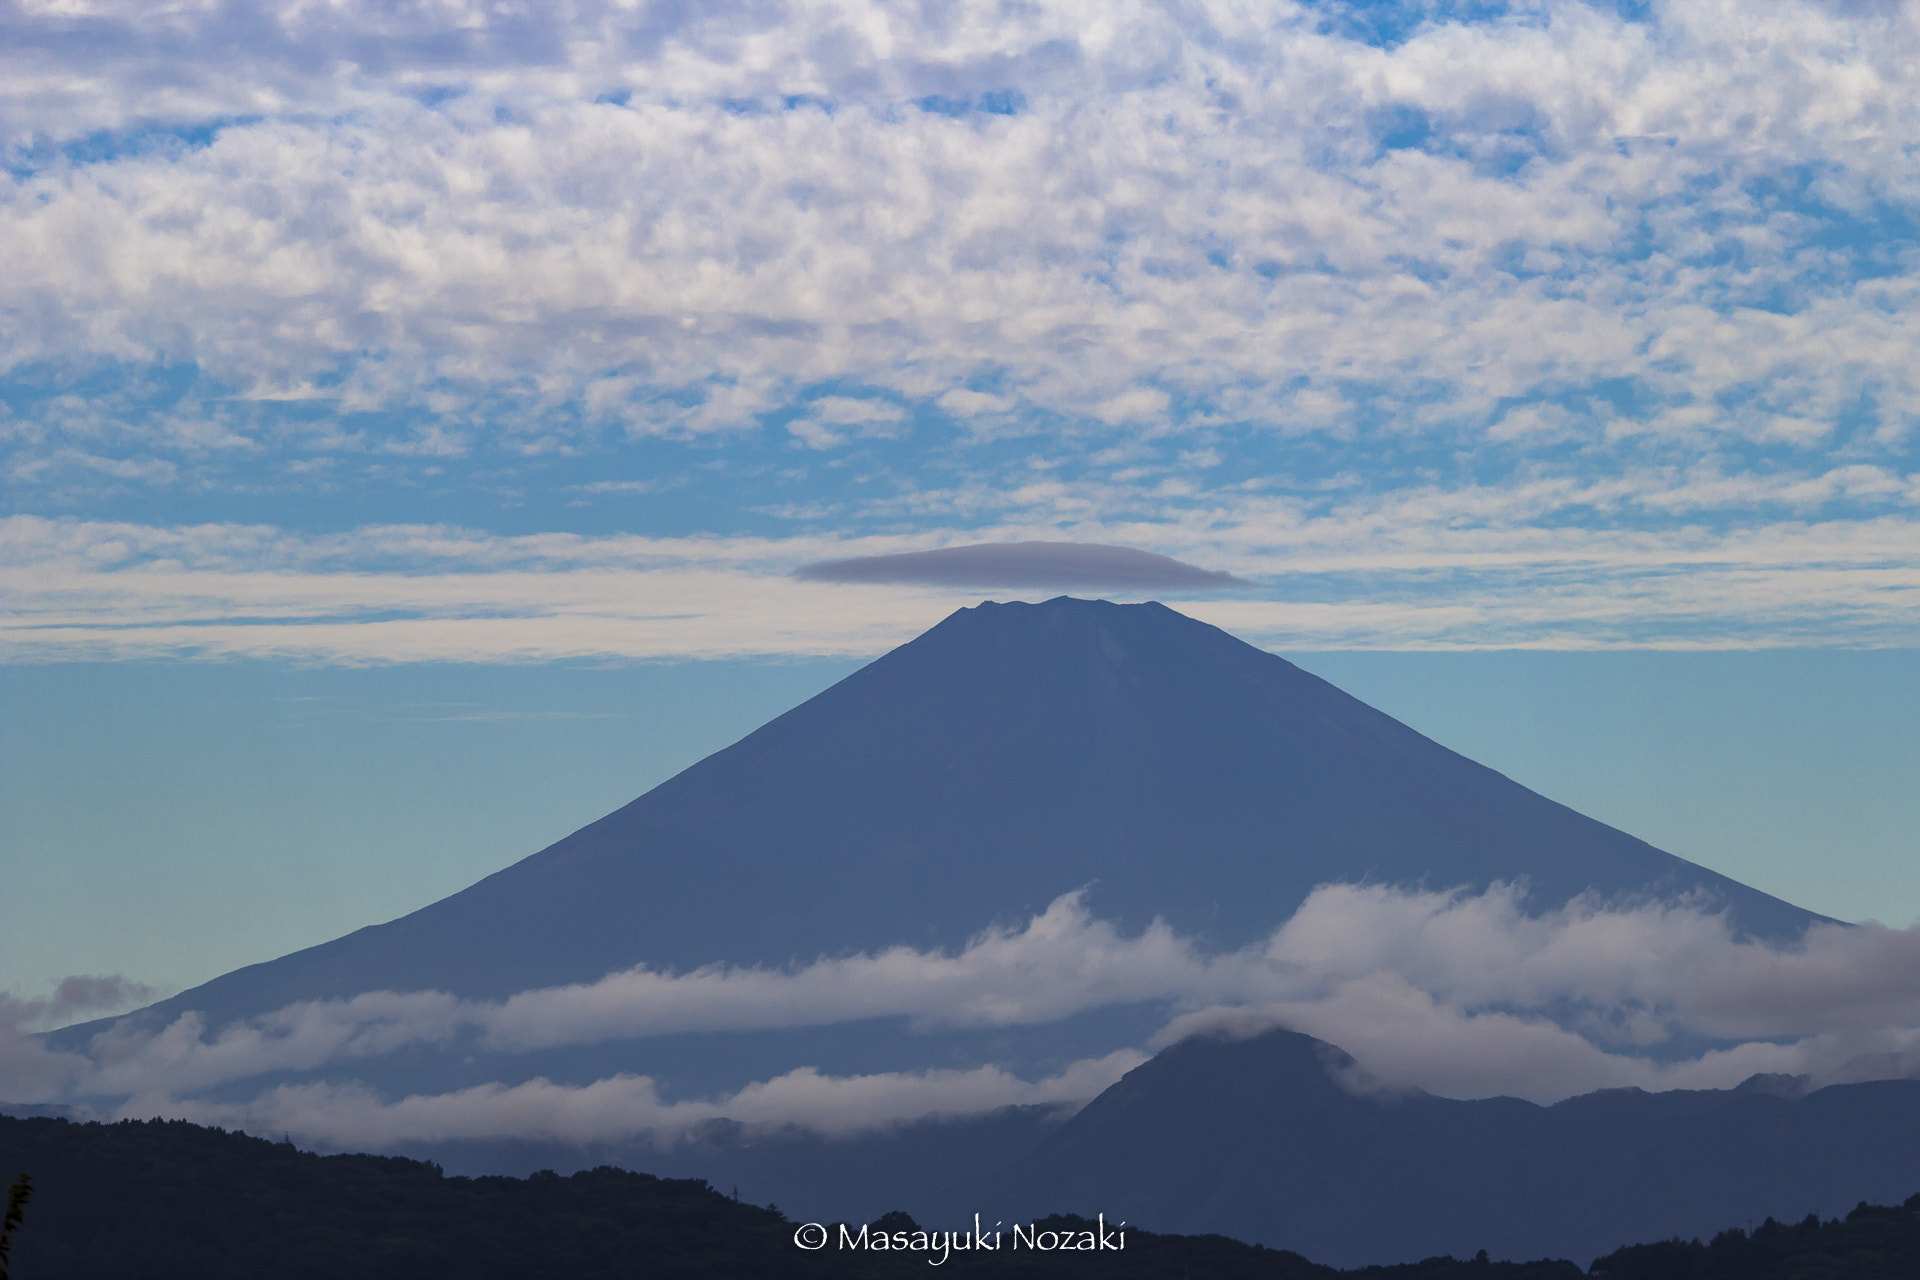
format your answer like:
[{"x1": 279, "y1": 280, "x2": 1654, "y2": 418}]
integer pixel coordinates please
[{"x1": 5, "y1": 513, "x2": 1919, "y2": 661}]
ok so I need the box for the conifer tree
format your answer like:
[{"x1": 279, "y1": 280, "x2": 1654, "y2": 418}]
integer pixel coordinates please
[{"x1": 0, "y1": 1174, "x2": 31, "y2": 1280}]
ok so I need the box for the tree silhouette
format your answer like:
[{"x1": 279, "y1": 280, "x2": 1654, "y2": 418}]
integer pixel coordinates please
[{"x1": 0, "y1": 1174, "x2": 31, "y2": 1280}]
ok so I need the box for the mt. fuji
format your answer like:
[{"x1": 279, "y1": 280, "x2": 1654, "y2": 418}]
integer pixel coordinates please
[{"x1": 97, "y1": 596, "x2": 1815, "y2": 1039}]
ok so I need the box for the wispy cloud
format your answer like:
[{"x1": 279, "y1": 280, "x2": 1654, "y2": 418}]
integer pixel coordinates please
[
  {"x1": 6, "y1": 512, "x2": 1917, "y2": 662},
  {"x1": 0, "y1": 973, "x2": 158, "y2": 1100},
  {"x1": 0, "y1": 974, "x2": 156, "y2": 1033}
]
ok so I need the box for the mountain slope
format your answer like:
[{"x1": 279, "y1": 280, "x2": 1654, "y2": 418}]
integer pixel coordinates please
[{"x1": 101, "y1": 597, "x2": 1815, "y2": 1030}]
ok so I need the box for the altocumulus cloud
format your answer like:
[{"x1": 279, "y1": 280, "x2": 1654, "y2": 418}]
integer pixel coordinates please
[
  {"x1": 6, "y1": 0, "x2": 1917, "y2": 449},
  {"x1": 15, "y1": 885, "x2": 1920, "y2": 1146},
  {"x1": 3, "y1": 0, "x2": 1920, "y2": 663}
]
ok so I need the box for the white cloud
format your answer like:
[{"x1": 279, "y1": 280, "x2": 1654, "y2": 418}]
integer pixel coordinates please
[
  {"x1": 3, "y1": 0, "x2": 1919, "y2": 474},
  {"x1": 51, "y1": 893, "x2": 1201, "y2": 1102},
  {"x1": 19, "y1": 881, "x2": 1920, "y2": 1132},
  {"x1": 810, "y1": 397, "x2": 905, "y2": 427},
  {"x1": 567, "y1": 480, "x2": 661, "y2": 496},
  {"x1": 937, "y1": 389, "x2": 1013, "y2": 417},
  {"x1": 143, "y1": 1052, "x2": 1149, "y2": 1149},
  {"x1": 785, "y1": 395, "x2": 909, "y2": 448},
  {"x1": 1092, "y1": 388, "x2": 1171, "y2": 426},
  {"x1": 1159, "y1": 883, "x2": 1920, "y2": 1101},
  {"x1": 0, "y1": 973, "x2": 160, "y2": 1102}
]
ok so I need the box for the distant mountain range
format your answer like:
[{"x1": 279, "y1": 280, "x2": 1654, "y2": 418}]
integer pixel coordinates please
[
  {"x1": 81, "y1": 597, "x2": 1815, "y2": 1040},
  {"x1": 974, "y1": 1026, "x2": 1920, "y2": 1267}
]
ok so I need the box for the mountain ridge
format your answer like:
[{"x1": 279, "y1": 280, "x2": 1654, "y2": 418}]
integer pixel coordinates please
[{"x1": 968, "y1": 1025, "x2": 1920, "y2": 1267}]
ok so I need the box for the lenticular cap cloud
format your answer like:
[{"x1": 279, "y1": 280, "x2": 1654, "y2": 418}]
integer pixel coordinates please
[{"x1": 794, "y1": 542, "x2": 1249, "y2": 590}]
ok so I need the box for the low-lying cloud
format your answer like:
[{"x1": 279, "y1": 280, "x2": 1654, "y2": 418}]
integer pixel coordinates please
[
  {"x1": 795, "y1": 542, "x2": 1248, "y2": 591},
  {"x1": 13, "y1": 885, "x2": 1920, "y2": 1148},
  {"x1": 41, "y1": 893, "x2": 1200, "y2": 1101},
  {"x1": 0, "y1": 973, "x2": 160, "y2": 1103},
  {"x1": 155, "y1": 1053, "x2": 1149, "y2": 1150},
  {"x1": 0, "y1": 974, "x2": 156, "y2": 1033}
]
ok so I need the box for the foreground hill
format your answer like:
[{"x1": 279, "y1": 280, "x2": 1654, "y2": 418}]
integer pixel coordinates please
[
  {"x1": 80, "y1": 597, "x2": 1816, "y2": 1039},
  {"x1": 6, "y1": 1113, "x2": 1919, "y2": 1279},
  {"x1": 23, "y1": 1024, "x2": 1915, "y2": 1270},
  {"x1": 980, "y1": 1028, "x2": 1920, "y2": 1267},
  {"x1": 0, "y1": 1114, "x2": 1567, "y2": 1280}
]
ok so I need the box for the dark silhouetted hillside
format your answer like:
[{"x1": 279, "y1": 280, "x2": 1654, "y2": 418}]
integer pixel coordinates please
[
  {"x1": 1586, "y1": 1198, "x2": 1920, "y2": 1279},
  {"x1": 4, "y1": 1113, "x2": 1919, "y2": 1278},
  {"x1": 0, "y1": 1113, "x2": 1578, "y2": 1280},
  {"x1": 978, "y1": 1028, "x2": 1920, "y2": 1266}
]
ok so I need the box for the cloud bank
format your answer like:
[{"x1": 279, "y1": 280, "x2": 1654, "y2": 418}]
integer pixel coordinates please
[
  {"x1": 156, "y1": 1053, "x2": 1150, "y2": 1150},
  {"x1": 14, "y1": 884, "x2": 1920, "y2": 1148}
]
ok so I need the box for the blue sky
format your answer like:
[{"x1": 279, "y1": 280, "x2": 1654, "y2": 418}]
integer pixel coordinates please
[{"x1": 3, "y1": 0, "x2": 1919, "y2": 1001}]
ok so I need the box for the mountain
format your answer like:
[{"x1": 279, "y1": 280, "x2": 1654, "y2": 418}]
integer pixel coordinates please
[
  {"x1": 90, "y1": 597, "x2": 1815, "y2": 1037},
  {"x1": 970, "y1": 1026, "x2": 1920, "y2": 1268},
  {"x1": 36, "y1": 597, "x2": 1872, "y2": 1261}
]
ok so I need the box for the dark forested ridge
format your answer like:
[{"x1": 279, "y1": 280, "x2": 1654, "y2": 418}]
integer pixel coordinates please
[
  {"x1": 1585, "y1": 1200, "x2": 1920, "y2": 1279},
  {"x1": 1, "y1": 1115, "x2": 1917, "y2": 1278},
  {"x1": 978, "y1": 1028, "x2": 1920, "y2": 1265}
]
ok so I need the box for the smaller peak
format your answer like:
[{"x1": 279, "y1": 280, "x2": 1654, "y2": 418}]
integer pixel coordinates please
[
  {"x1": 957, "y1": 596, "x2": 1191, "y2": 619},
  {"x1": 921, "y1": 597, "x2": 1258, "y2": 666},
  {"x1": 1732, "y1": 1072, "x2": 1810, "y2": 1099},
  {"x1": 931, "y1": 597, "x2": 1198, "y2": 646},
  {"x1": 966, "y1": 596, "x2": 1149, "y2": 612},
  {"x1": 937, "y1": 598, "x2": 1122, "y2": 630}
]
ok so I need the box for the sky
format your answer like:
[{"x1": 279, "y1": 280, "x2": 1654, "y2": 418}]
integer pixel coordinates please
[
  {"x1": 3, "y1": 0, "x2": 1920, "y2": 1140},
  {"x1": 3, "y1": 0, "x2": 1918, "y2": 661}
]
